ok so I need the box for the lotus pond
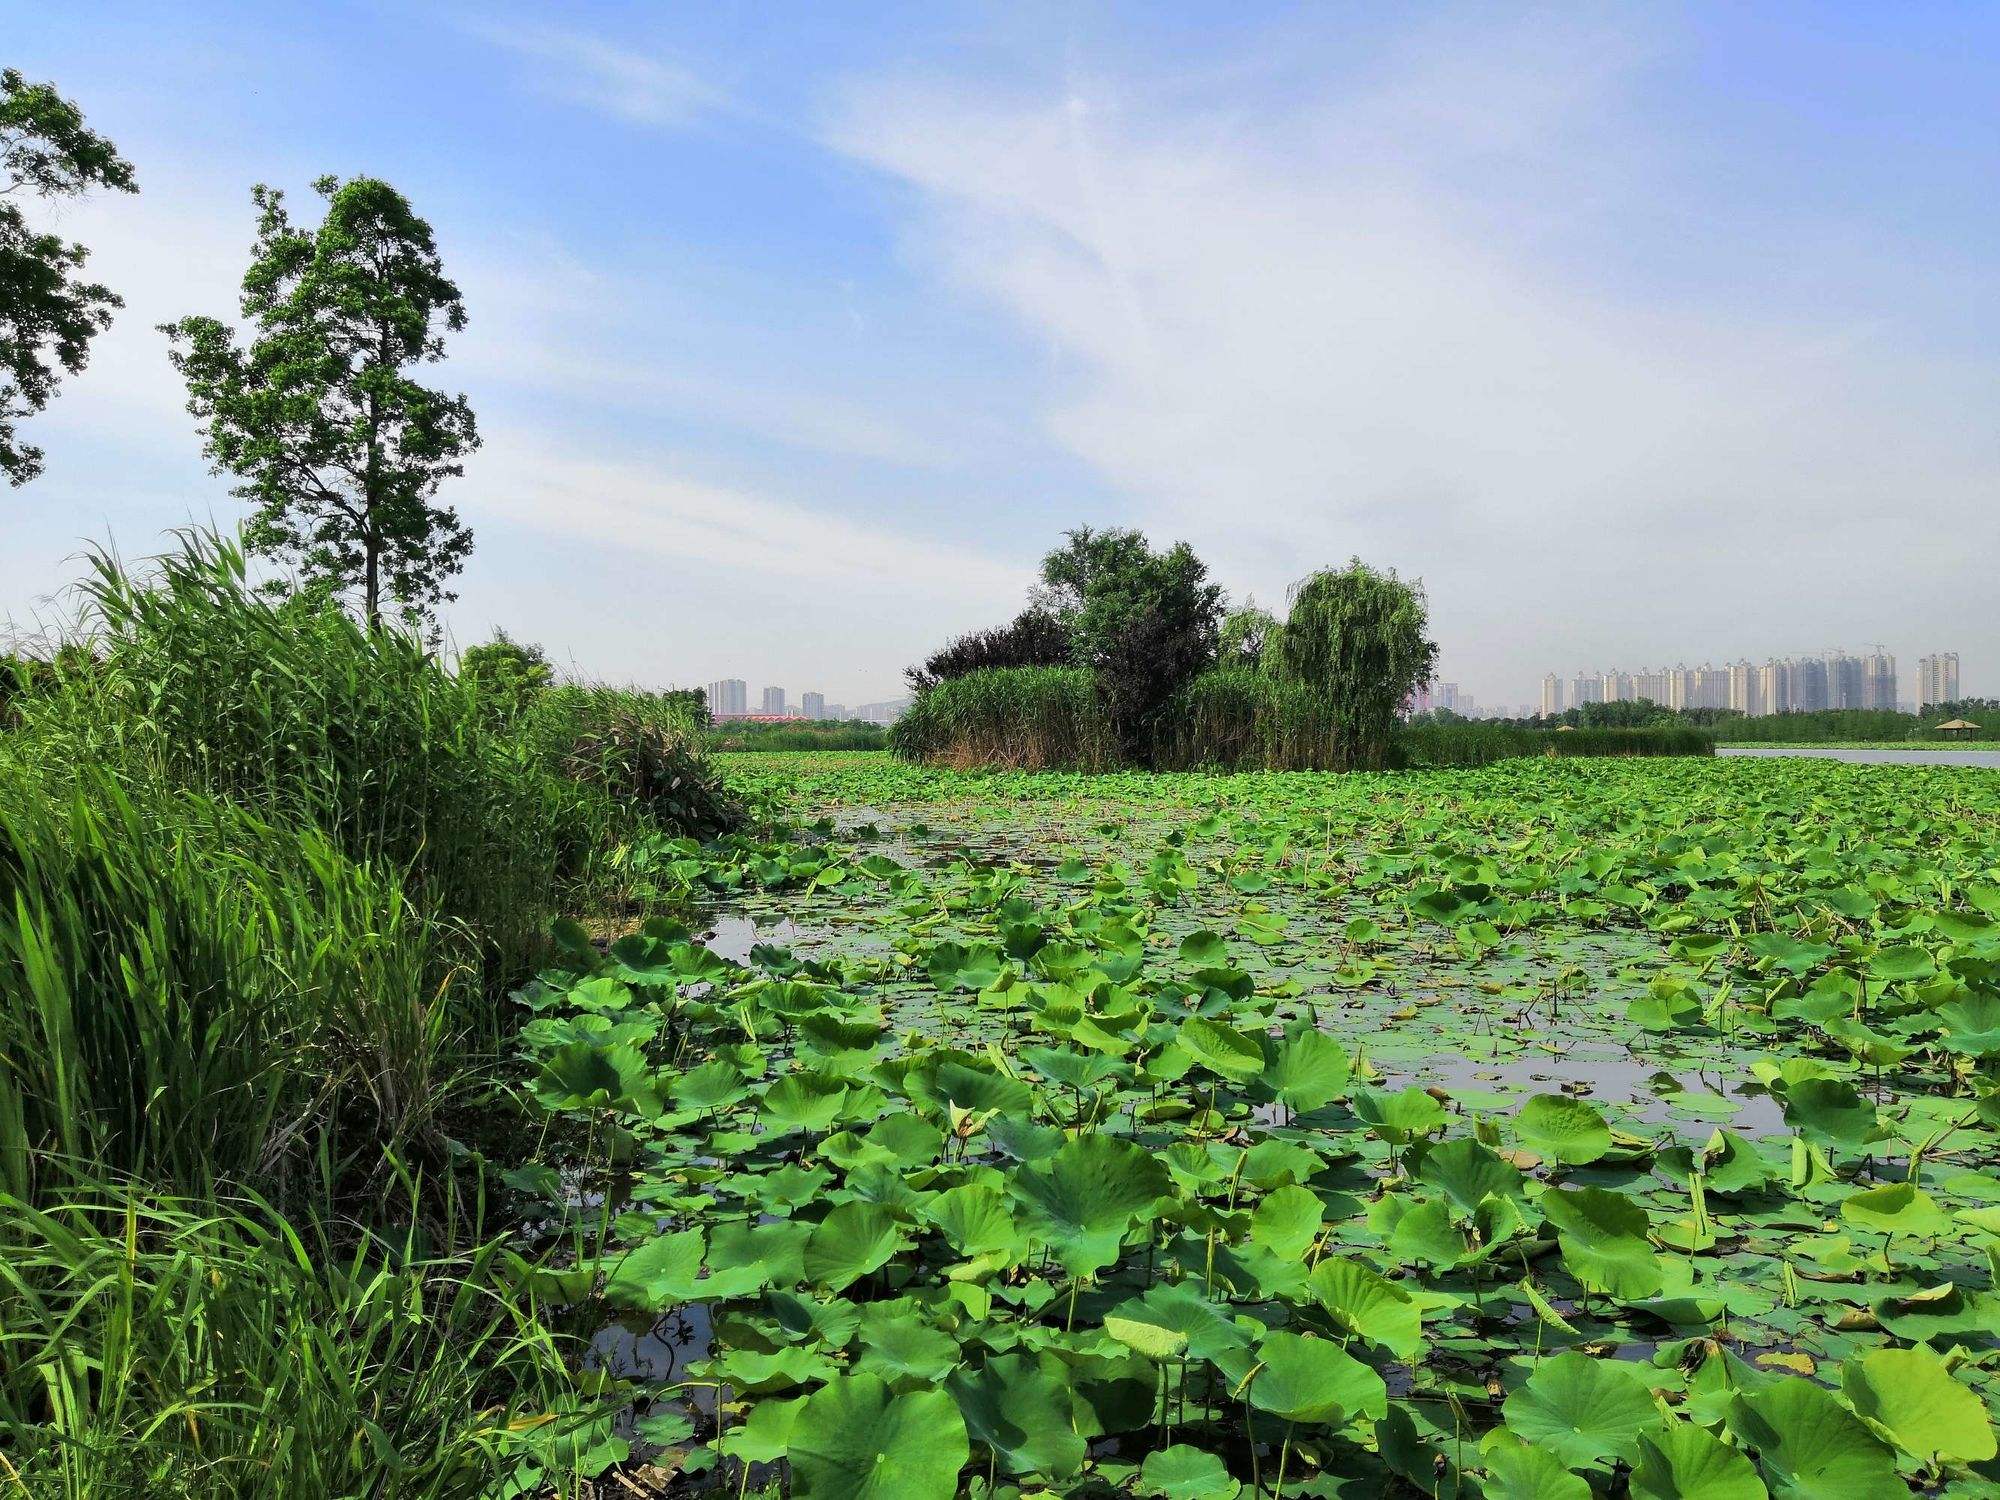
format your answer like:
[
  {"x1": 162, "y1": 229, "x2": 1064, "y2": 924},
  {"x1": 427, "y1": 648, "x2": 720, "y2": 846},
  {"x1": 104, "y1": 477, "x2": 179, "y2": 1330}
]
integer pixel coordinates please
[{"x1": 509, "y1": 752, "x2": 2000, "y2": 1497}]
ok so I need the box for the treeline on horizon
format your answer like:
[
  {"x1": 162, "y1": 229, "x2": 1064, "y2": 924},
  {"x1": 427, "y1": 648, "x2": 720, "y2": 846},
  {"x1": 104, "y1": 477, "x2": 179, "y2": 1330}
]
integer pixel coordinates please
[{"x1": 890, "y1": 528, "x2": 1711, "y2": 773}]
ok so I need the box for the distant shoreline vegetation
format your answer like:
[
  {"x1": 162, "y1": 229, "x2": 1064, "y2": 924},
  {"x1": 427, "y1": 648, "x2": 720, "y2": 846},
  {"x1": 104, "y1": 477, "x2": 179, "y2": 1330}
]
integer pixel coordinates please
[
  {"x1": 1463, "y1": 701, "x2": 1998, "y2": 744},
  {"x1": 704, "y1": 719, "x2": 887, "y2": 752},
  {"x1": 887, "y1": 528, "x2": 1710, "y2": 772}
]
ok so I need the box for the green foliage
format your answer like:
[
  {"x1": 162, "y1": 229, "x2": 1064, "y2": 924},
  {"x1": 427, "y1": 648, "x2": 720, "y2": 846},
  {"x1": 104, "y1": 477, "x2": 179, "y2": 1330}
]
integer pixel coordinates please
[
  {"x1": 1276, "y1": 560, "x2": 1438, "y2": 770},
  {"x1": 458, "y1": 629, "x2": 553, "y2": 716},
  {"x1": 1217, "y1": 599, "x2": 1278, "y2": 671},
  {"x1": 0, "y1": 67, "x2": 137, "y2": 485},
  {"x1": 162, "y1": 176, "x2": 477, "y2": 624},
  {"x1": 904, "y1": 607, "x2": 1072, "y2": 696},
  {"x1": 1037, "y1": 527, "x2": 1223, "y2": 764}
]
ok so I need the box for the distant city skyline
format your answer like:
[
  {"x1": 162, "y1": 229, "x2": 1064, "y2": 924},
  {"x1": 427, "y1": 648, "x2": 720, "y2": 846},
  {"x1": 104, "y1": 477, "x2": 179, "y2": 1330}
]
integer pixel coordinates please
[
  {"x1": 705, "y1": 675, "x2": 907, "y2": 723},
  {"x1": 1525, "y1": 647, "x2": 1970, "y2": 718}
]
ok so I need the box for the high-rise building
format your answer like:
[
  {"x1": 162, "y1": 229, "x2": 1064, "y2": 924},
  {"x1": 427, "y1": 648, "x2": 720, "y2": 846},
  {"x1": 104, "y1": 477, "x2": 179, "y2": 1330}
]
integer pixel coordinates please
[
  {"x1": 1825, "y1": 652, "x2": 1865, "y2": 711},
  {"x1": 1539, "y1": 674, "x2": 1563, "y2": 718},
  {"x1": 1569, "y1": 673, "x2": 1603, "y2": 707},
  {"x1": 1603, "y1": 670, "x2": 1635, "y2": 702},
  {"x1": 824, "y1": 703, "x2": 847, "y2": 721},
  {"x1": 706, "y1": 678, "x2": 748, "y2": 716},
  {"x1": 1791, "y1": 657, "x2": 1829, "y2": 712},
  {"x1": 801, "y1": 691, "x2": 826, "y2": 720},
  {"x1": 1917, "y1": 653, "x2": 1961, "y2": 709},
  {"x1": 761, "y1": 686, "x2": 787, "y2": 715},
  {"x1": 1632, "y1": 669, "x2": 1670, "y2": 705},
  {"x1": 1861, "y1": 649, "x2": 1897, "y2": 710},
  {"x1": 1727, "y1": 661, "x2": 1759, "y2": 715},
  {"x1": 1436, "y1": 682, "x2": 1460, "y2": 713},
  {"x1": 1664, "y1": 665, "x2": 1694, "y2": 711}
]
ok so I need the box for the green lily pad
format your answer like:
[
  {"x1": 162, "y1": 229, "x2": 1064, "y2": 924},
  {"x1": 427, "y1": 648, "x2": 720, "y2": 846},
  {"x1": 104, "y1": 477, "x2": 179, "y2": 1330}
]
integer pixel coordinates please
[
  {"x1": 788, "y1": 1373, "x2": 968, "y2": 1498},
  {"x1": 1502, "y1": 1351, "x2": 1658, "y2": 1470},
  {"x1": 1516, "y1": 1094, "x2": 1613, "y2": 1166},
  {"x1": 1840, "y1": 1345, "x2": 1997, "y2": 1465}
]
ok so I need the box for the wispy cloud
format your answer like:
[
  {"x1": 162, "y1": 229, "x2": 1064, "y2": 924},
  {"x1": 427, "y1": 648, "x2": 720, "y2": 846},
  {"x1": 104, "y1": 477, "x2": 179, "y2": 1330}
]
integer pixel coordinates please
[
  {"x1": 466, "y1": 433, "x2": 1025, "y2": 602},
  {"x1": 827, "y1": 12, "x2": 1998, "y2": 699},
  {"x1": 458, "y1": 17, "x2": 721, "y2": 127}
]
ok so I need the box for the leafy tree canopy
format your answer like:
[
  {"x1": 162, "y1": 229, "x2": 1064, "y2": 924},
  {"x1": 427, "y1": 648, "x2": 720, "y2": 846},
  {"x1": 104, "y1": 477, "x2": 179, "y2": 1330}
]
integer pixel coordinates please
[
  {"x1": 1041, "y1": 527, "x2": 1223, "y2": 765},
  {"x1": 0, "y1": 68, "x2": 137, "y2": 485},
  {"x1": 162, "y1": 175, "x2": 477, "y2": 625}
]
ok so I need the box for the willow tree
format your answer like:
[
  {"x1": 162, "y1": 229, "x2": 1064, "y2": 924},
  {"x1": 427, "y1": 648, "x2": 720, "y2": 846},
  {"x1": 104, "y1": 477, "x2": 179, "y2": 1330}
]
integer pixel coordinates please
[
  {"x1": 163, "y1": 175, "x2": 477, "y2": 626},
  {"x1": 1278, "y1": 561, "x2": 1437, "y2": 771}
]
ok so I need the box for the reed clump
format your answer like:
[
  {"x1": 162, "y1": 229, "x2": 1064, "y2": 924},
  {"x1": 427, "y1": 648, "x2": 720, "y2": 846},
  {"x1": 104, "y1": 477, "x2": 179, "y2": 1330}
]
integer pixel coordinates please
[{"x1": 888, "y1": 666, "x2": 1116, "y2": 770}]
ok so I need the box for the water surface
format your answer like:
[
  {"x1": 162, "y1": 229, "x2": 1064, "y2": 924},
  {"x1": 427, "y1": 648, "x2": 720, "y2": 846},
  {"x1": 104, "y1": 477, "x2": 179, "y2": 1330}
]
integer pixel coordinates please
[{"x1": 1719, "y1": 745, "x2": 2000, "y2": 768}]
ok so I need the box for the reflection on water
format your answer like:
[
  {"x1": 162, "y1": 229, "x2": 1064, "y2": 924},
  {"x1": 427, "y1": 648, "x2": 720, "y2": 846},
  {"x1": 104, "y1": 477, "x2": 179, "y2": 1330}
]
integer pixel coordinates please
[
  {"x1": 701, "y1": 913, "x2": 803, "y2": 964},
  {"x1": 1397, "y1": 1047, "x2": 1788, "y2": 1137},
  {"x1": 1720, "y1": 745, "x2": 2000, "y2": 768}
]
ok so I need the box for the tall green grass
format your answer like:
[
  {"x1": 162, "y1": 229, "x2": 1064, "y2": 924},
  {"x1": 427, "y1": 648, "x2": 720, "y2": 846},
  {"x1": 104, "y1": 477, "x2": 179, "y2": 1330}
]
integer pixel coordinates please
[
  {"x1": 0, "y1": 530, "x2": 737, "y2": 1496},
  {"x1": 889, "y1": 666, "x2": 1115, "y2": 770},
  {"x1": 0, "y1": 1176, "x2": 596, "y2": 1499},
  {"x1": 11, "y1": 534, "x2": 735, "y2": 981},
  {"x1": 1152, "y1": 668, "x2": 1343, "y2": 770},
  {"x1": 0, "y1": 763, "x2": 451, "y2": 1203},
  {"x1": 1719, "y1": 707, "x2": 1995, "y2": 743},
  {"x1": 706, "y1": 721, "x2": 887, "y2": 752}
]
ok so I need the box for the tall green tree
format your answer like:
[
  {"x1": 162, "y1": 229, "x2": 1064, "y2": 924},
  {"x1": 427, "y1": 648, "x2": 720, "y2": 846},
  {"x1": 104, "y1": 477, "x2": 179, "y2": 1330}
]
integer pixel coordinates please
[
  {"x1": 163, "y1": 175, "x2": 478, "y2": 625},
  {"x1": 0, "y1": 68, "x2": 137, "y2": 485},
  {"x1": 1278, "y1": 560, "x2": 1437, "y2": 771},
  {"x1": 1038, "y1": 526, "x2": 1222, "y2": 764}
]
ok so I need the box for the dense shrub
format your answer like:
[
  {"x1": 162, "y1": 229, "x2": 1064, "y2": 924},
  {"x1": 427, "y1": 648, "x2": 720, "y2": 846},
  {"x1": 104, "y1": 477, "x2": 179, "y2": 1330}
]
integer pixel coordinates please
[
  {"x1": 457, "y1": 628, "x2": 553, "y2": 717},
  {"x1": 888, "y1": 666, "x2": 1114, "y2": 770},
  {"x1": 527, "y1": 685, "x2": 740, "y2": 842}
]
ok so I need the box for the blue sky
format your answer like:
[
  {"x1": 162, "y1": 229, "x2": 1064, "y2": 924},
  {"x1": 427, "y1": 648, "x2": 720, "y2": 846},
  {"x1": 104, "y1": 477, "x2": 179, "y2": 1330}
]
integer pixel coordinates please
[{"x1": 10, "y1": 2, "x2": 1996, "y2": 708}]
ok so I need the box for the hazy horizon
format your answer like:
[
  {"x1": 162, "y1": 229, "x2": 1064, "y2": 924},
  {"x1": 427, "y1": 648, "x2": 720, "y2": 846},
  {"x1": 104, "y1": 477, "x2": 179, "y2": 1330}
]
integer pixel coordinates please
[{"x1": 9, "y1": 4, "x2": 1995, "y2": 709}]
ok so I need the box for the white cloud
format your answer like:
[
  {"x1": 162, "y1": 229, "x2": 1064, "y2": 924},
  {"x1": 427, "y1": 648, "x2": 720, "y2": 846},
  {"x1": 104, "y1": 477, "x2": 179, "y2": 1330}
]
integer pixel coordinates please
[
  {"x1": 467, "y1": 431, "x2": 1025, "y2": 599},
  {"x1": 458, "y1": 17, "x2": 720, "y2": 127},
  {"x1": 828, "y1": 14, "x2": 2000, "y2": 701}
]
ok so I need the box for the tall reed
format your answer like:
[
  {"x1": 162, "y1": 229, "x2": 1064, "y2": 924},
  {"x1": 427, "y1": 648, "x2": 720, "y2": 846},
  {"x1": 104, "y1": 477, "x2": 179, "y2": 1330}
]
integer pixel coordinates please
[
  {"x1": 0, "y1": 1175, "x2": 594, "y2": 1499},
  {"x1": 1153, "y1": 668, "x2": 1343, "y2": 770},
  {"x1": 0, "y1": 763, "x2": 450, "y2": 1203},
  {"x1": 889, "y1": 666, "x2": 1116, "y2": 770}
]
